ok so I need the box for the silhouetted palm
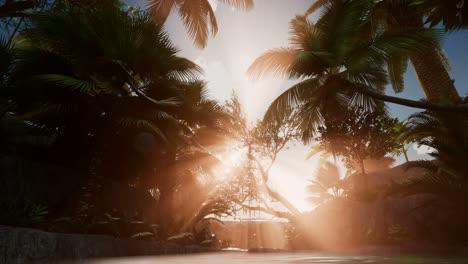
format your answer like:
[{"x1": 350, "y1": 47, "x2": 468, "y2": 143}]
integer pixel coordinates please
[
  {"x1": 8, "y1": 5, "x2": 205, "y2": 173},
  {"x1": 307, "y1": 161, "x2": 343, "y2": 205},
  {"x1": 391, "y1": 120, "x2": 412, "y2": 162},
  {"x1": 306, "y1": 0, "x2": 462, "y2": 103},
  {"x1": 248, "y1": 0, "x2": 442, "y2": 142},
  {"x1": 413, "y1": 0, "x2": 468, "y2": 30},
  {"x1": 0, "y1": 36, "x2": 13, "y2": 116},
  {"x1": 148, "y1": 0, "x2": 254, "y2": 48},
  {"x1": 405, "y1": 110, "x2": 468, "y2": 179},
  {"x1": 390, "y1": 110, "x2": 468, "y2": 238}
]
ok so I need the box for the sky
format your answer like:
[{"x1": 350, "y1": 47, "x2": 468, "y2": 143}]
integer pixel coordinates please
[{"x1": 126, "y1": 0, "x2": 468, "y2": 212}]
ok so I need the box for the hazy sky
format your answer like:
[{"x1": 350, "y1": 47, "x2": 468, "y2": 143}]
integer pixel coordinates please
[{"x1": 126, "y1": 0, "x2": 468, "y2": 212}]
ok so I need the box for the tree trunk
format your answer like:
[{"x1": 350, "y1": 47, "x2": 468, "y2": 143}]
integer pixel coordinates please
[
  {"x1": 359, "y1": 159, "x2": 368, "y2": 191},
  {"x1": 409, "y1": 45, "x2": 461, "y2": 103},
  {"x1": 407, "y1": 18, "x2": 462, "y2": 104},
  {"x1": 354, "y1": 85, "x2": 468, "y2": 113}
]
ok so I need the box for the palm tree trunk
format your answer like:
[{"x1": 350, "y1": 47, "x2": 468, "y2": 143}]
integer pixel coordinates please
[
  {"x1": 407, "y1": 18, "x2": 462, "y2": 104},
  {"x1": 354, "y1": 85, "x2": 468, "y2": 113},
  {"x1": 410, "y1": 46, "x2": 461, "y2": 103}
]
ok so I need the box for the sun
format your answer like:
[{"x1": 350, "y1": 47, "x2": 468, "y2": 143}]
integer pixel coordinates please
[{"x1": 211, "y1": 141, "x2": 247, "y2": 180}]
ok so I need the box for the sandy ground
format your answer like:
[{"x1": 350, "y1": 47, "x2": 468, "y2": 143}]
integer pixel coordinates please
[{"x1": 66, "y1": 252, "x2": 468, "y2": 264}]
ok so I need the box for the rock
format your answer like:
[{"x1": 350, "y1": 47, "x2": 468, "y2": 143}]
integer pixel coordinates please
[{"x1": 0, "y1": 225, "x2": 217, "y2": 264}]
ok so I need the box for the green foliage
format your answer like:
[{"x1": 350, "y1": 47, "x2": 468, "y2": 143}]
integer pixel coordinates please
[
  {"x1": 50, "y1": 212, "x2": 159, "y2": 240},
  {"x1": 411, "y1": 0, "x2": 468, "y2": 30},
  {"x1": 307, "y1": 161, "x2": 344, "y2": 205},
  {"x1": 0, "y1": 1, "x2": 235, "y2": 238},
  {"x1": 387, "y1": 224, "x2": 409, "y2": 242},
  {"x1": 248, "y1": 0, "x2": 442, "y2": 143},
  {"x1": 92, "y1": 212, "x2": 159, "y2": 239},
  {"x1": 148, "y1": 0, "x2": 254, "y2": 48},
  {"x1": 391, "y1": 120, "x2": 413, "y2": 162},
  {"x1": 388, "y1": 110, "x2": 468, "y2": 241},
  {"x1": 167, "y1": 232, "x2": 195, "y2": 245},
  {"x1": 317, "y1": 107, "x2": 400, "y2": 173},
  {"x1": 0, "y1": 201, "x2": 48, "y2": 227}
]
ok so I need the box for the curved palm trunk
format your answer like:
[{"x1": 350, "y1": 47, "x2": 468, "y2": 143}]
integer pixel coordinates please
[
  {"x1": 410, "y1": 45, "x2": 462, "y2": 103},
  {"x1": 355, "y1": 85, "x2": 468, "y2": 113},
  {"x1": 406, "y1": 17, "x2": 462, "y2": 104}
]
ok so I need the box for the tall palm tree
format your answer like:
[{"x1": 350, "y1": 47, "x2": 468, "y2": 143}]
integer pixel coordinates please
[
  {"x1": 148, "y1": 0, "x2": 254, "y2": 48},
  {"x1": 248, "y1": 0, "x2": 465, "y2": 143},
  {"x1": 8, "y1": 4, "x2": 203, "y2": 174},
  {"x1": 306, "y1": 0, "x2": 463, "y2": 103}
]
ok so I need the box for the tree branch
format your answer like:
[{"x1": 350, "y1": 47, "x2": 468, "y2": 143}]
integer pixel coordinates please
[
  {"x1": 247, "y1": 152, "x2": 302, "y2": 216},
  {"x1": 232, "y1": 199, "x2": 293, "y2": 220},
  {"x1": 355, "y1": 86, "x2": 468, "y2": 113}
]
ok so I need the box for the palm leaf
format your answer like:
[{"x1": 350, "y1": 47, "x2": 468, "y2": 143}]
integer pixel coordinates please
[
  {"x1": 387, "y1": 55, "x2": 409, "y2": 93},
  {"x1": 178, "y1": 0, "x2": 218, "y2": 49},
  {"x1": 219, "y1": 0, "x2": 254, "y2": 11},
  {"x1": 37, "y1": 74, "x2": 98, "y2": 95},
  {"x1": 263, "y1": 78, "x2": 322, "y2": 124},
  {"x1": 147, "y1": 0, "x2": 176, "y2": 23},
  {"x1": 118, "y1": 117, "x2": 168, "y2": 142},
  {"x1": 305, "y1": 0, "x2": 330, "y2": 16},
  {"x1": 247, "y1": 48, "x2": 300, "y2": 79}
]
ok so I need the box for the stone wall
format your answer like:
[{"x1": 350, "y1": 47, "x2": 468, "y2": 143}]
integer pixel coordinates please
[{"x1": 0, "y1": 225, "x2": 215, "y2": 264}]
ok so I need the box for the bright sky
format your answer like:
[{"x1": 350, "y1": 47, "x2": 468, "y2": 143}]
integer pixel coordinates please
[{"x1": 126, "y1": 0, "x2": 468, "y2": 212}]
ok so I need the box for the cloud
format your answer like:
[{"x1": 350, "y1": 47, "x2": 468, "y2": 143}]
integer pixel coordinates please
[
  {"x1": 413, "y1": 144, "x2": 435, "y2": 156},
  {"x1": 194, "y1": 56, "x2": 235, "y2": 101}
]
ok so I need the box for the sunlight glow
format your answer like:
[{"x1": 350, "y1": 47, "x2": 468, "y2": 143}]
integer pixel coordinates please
[{"x1": 212, "y1": 141, "x2": 247, "y2": 181}]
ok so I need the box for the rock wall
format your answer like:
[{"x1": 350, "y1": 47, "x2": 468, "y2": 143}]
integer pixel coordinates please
[{"x1": 0, "y1": 225, "x2": 215, "y2": 264}]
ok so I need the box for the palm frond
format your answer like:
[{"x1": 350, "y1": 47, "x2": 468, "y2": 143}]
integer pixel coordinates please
[
  {"x1": 398, "y1": 171, "x2": 464, "y2": 198},
  {"x1": 219, "y1": 0, "x2": 254, "y2": 11},
  {"x1": 36, "y1": 74, "x2": 98, "y2": 95},
  {"x1": 404, "y1": 160, "x2": 439, "y2": 172},
  {"x1": 147, "y1": 0, "x2": 176, "y2": 23},
  {"x1": 166, "y1": 57, "x2": 204, "y2": 81},
  {"x1": 305, "y1": 0, "x2": 330, "y2": 16},
  {"x1": 247, "y1": 48, "x2": 300, "y2": 79},
  {"x1": 118, "y1": 117, "x2": 168, "y2": 142},
  {"x1": 263, "y1": 78, "x2": 322, "y2": 124},
  {"x1": 305, "y1": 144, "x2": 330, "y2": 160},
  {"x1": 178, "y1": 0, "x2": 218, "y2": 49},
  {"x1": 307, "y1": 181, "x2": 328, "y2": 193},
  {"x1": 316, "y1": 161, "x2": 340, "y2": 187},
  {"x1": 387, "y1": 55, "x2": 409, "y2": 93},
  {"x1": 315, "y1": 0, "x2": 372, "y2": 62}
]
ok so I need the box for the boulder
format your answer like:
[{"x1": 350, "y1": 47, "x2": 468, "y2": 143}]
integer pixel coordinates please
[{"x1": 0, "y1": 225, "x2": 216, "y2": 264}]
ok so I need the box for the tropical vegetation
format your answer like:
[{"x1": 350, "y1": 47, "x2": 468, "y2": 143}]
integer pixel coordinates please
[{"x1": 0, "y1": 0, "x2": 468, "y2": 253}]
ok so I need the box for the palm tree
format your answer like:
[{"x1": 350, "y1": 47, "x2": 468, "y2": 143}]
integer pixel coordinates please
[
  {"x1": 248, "y1": 0, "x2": 467, "y2": 144},
  {"x1": 8, "y1": 4, "x2": 203, "y2": 174},
  {"x1": 147, "y1": 0, "x2": 254, "y2": 48},
  {"x1": 389, "y1": 109, "x2": 468, "y2": 240},
  {"x1": 405, "y1": 110, "x2": 468, "y2": 179},
  {"x1": 391, "y1": 120, "x2": 412, "y2": 162},
  {"x1": 307, "y1": 161, "x2": 343, "y2": 205},
  {"x1": 306, "y1": 0, "x2": 462, "y2": 103},
  {"x1": 0, "y1": 36, "x2": 13, "y2": 116},
  {"x1": 413, "y1": 0, "x2": 468, "y2": 30}
]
